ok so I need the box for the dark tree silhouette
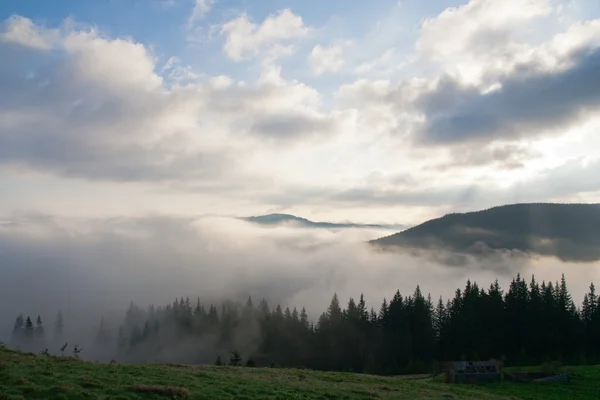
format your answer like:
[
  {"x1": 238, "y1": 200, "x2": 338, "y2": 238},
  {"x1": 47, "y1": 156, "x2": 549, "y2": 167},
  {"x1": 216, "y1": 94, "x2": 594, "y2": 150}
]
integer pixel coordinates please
[
  {"x1": 10, "y1": 272, "x2": 600, "y2": 375},
  {"x1": 229, "y1": 350, "x2": 242, "y2": 366}
]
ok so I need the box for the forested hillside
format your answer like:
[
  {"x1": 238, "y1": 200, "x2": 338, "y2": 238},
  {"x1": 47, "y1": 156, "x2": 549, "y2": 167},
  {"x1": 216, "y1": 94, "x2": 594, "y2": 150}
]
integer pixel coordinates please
[
  {"x1": 372, "y1": 203, "x2": 600, "y2": 261},
  {"x1": 243, "y1": 213, "x2": 399, "y2": 230},
  {"x1": 9, "y1": 274, "x2": 600, "y2": 375}
]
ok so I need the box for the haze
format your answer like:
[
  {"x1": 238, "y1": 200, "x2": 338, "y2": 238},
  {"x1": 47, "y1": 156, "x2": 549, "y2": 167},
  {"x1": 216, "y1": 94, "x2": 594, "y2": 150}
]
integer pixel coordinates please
[{"x1": 1, "y1": 0, "x2": 600, "y2": 354}]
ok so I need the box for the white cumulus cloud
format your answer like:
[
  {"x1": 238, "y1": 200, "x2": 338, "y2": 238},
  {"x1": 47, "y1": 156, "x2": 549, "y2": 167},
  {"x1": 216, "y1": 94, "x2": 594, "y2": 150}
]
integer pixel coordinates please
[{"x1": 221, "y1": 9, "x2": 309, "y2": 61}]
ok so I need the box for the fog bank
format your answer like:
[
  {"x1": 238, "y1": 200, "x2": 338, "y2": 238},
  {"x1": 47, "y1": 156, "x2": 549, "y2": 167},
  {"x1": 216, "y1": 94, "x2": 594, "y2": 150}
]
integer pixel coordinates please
[{"x1": 1, "y1": 213, "x2": 599, "y2": 345}]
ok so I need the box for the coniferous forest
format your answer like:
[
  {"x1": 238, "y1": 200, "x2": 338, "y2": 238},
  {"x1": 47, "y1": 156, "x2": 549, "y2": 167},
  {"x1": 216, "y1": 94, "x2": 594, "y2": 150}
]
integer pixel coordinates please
[{"x1": 9, "y1": 273, "x2": 600, "y2": 375}]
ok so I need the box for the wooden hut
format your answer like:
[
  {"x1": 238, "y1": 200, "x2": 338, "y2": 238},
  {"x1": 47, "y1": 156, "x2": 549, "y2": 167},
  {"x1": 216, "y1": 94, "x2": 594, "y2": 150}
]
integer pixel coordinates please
[{"x1": 445, "y1": 361, "x2": 500, "y2": 384}]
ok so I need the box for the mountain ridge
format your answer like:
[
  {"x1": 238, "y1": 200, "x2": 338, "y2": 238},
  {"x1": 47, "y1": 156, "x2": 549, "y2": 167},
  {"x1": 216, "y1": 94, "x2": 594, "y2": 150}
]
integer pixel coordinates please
[
  {"x1": 370, "y1": 203, "x2": 600, "y2": 262},
  {"x1": 242, "y1": 213, "x2": 405, "y2": 230}
]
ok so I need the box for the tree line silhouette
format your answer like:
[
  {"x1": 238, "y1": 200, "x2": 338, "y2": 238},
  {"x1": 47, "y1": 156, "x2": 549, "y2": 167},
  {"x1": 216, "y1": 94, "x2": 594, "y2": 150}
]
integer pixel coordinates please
[{"x1": 9, "y1": 273, "x2": 600, "y2": 374}]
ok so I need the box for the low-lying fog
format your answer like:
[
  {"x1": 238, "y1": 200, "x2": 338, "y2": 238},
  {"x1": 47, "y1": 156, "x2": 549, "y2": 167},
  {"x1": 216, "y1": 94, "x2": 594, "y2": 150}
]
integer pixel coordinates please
[{"x1": 1, "y1": 214, "x2": 599, "y2": 345}]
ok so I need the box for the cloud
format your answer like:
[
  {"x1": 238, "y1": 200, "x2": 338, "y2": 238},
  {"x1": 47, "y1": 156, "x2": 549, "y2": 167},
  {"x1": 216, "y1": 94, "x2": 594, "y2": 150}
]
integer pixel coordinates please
[
  {"x1": 416, "y1": 0, "x2": 552, "y2": 83},
  {"x1": 513, "y1": 156, "x2": 600, "y2": 199},
  {"x1": 339, "y1": 17, "x2": 600, "y2": 148},
  {"x1": 0, "y1": 15, "x2": 59, "y2": 50},
  {"x1": 188, "y1": 0, "x2": 215, "y2": 25},
  {"x1": 308, "y1": 42, "x2": 349, "y2": 75},
  {"x1": 0, "y1": 20, "x2": 229, "y2": 182},
  {"x1": 0, "y1": 16, "x2": 344, "y2": 186},
  {"x1": 3, "y1": 4, "x2": 600, "y2": 221},
  {"x1": 353, "y1": 49, "x2": 395, "y2": 76},
  {"x1": 416, "y1": 44, "x2": 600, "y2": 145},
  {"x1": 220, "y1": 9, "x2": 309, "y2": 61},
  {"x1": 249, "y1": 110, "x2": 338, "y2": 141},
  {"x1": 427, "y1": 143, "x2": 540, "y2": 170}
]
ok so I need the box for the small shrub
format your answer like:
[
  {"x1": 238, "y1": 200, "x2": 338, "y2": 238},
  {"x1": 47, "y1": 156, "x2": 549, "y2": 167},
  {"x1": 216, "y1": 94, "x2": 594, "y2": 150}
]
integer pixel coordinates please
[
  {"x1": 130, "y1": 384, "x2": 190, "y2": 399},
  {"x1": 40, "y1": 348, "x2": 50, "y2": 356},
  {"x1": 72, "y1": 345, "x2": 82, "y2": 359},
  {"x1": 215, "y1": 356, "x2": 223, "y2": 366},
  {"x1": 229, "y1": 350, "x2": 242, "y2": 366},
  {"x1": 60, "y1": 342, "x2": 68, "y2": 356},
  {"x1": 245, "y1": 358, "x2": 256, "y2": 368}
]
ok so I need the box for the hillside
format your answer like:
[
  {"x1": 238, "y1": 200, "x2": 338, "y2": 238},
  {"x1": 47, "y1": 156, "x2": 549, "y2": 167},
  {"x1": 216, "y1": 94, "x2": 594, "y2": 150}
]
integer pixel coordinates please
[
  {"x1": 243, "y1": 213, "x2": 404, "y2": 230},
  {"x1": 1, "y1": 347, "x2": 599, "y2": 400},
  {"x1": 371, "y1": 203, "x2": 600, "y2": 262}
]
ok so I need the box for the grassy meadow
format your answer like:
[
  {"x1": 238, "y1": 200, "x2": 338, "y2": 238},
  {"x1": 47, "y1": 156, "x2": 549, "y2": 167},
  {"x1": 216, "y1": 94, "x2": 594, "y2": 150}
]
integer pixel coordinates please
[{"x1": 1, "y1": 346, "x2": 599, "y2": 400}]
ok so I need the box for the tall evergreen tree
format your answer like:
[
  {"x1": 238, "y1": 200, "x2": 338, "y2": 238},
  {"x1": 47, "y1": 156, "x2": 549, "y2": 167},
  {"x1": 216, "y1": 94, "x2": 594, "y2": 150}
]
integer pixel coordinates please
[
  {"x1": 24, "y1": 316, "x2": 34, "y2": 343},
  {"x1": 35, "y1": 315, "x2": 45, "y2": 341}
]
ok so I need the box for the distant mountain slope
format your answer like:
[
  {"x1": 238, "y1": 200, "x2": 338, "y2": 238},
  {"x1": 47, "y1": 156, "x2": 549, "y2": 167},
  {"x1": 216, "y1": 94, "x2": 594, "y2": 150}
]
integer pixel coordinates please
[
  {"x1": 243, "y1": 213, "x2": 404, "y2": 230},
  {"x1": 370, "y1": 203, "x2": 600, "y2": 262}
]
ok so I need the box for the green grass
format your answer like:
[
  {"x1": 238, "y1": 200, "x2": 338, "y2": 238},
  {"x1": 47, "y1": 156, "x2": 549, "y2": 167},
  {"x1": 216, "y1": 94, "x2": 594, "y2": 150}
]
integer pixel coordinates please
[{"x1": 1, "y1": 347, "x2": 598, "y2": 400}]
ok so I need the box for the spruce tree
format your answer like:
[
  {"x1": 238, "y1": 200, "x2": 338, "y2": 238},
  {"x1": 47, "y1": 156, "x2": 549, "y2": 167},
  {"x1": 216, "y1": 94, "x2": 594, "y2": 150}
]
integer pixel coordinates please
[
  {"x1": 35, "y1": 316, "x2": 45, "y2": 346},
  {"x1": 300, "y1": 307, "x2": 309, "y2": 329},
  {"x1": 25, "y1": 317, "x2": 34, "y2": 340},
  {"x1": 229, "y1": 350, "x2": 242, "y2": 366},
  {"x1": 11, "y1": 314, "x2": 24, "y2": 347}
]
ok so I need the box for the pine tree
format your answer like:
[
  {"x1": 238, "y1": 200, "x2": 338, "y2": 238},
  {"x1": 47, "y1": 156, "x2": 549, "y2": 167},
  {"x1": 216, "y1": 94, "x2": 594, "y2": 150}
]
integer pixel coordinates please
[
  {"x1": 358, "y1": 294, "x2": 368, "y2": 322},
  {"x1": 13, "y1": 314, "x2": 24, "y2": 332},
  {"x1": 229, "y1": 350, "x2": 242, "y2": 366},
  {"x1": 327, "y1": 294, "x2": 342, "y2": 323},
  {"x1": 24, "y1": 317, "x2": 34, "y2": 340},
  {"x1": 11, "y1": 314, "x2": 24, "y2": 346},
  {"x1": 433, "y1": 297, "x2": 446, "y2": 339},
  {"x1": 582, "y1": 283, "x2": 597, "y2": 325},
  {"x1": 378, "y1": 298, "x2": 388, "y2": 325},
  {"x1": 35, "y1": 315, "x2": 45, "y2": 345},
  {"x1": 300, "y1": 307, "x2": 309, "y2": 329},
  {"x1": 258, "y1": 299, "x2": 270, "y2": 316}
]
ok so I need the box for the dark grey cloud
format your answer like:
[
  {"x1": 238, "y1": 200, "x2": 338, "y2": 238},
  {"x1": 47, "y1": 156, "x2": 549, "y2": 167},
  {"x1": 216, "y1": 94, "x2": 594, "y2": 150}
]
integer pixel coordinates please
[
  {"x1": 429, "y1": 144, "x2": 539, "y2": 170},
  {"x1": 415, "y1": 47, "x2": 600, "y2": 145},
  {"x1": 250, "y1": 112, "x2": 336, "y2": 140}
]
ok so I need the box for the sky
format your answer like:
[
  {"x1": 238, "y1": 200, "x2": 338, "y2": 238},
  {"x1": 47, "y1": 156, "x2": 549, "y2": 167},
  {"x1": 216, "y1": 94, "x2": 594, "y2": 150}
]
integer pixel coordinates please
[
  {"x1": 1, "y1": 0, "x2": 600, "y2": 225},
  {"x1": 3, "y1": 0, "x2": 600, "y2": 343}
]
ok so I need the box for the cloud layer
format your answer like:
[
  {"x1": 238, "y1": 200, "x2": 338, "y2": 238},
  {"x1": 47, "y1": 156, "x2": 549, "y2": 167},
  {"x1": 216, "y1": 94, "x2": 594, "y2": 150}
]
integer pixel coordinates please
[{"x1": 2, "y1": 214, "x2": 598, "y2": 345}]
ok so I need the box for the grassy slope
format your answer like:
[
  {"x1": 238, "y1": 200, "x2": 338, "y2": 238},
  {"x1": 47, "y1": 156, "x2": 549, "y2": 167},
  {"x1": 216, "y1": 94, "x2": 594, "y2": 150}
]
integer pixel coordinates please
[{"x1": 1, "y1": 348, "x2": 599, "y2": 400}]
